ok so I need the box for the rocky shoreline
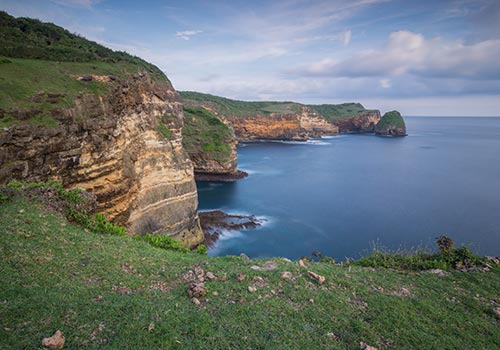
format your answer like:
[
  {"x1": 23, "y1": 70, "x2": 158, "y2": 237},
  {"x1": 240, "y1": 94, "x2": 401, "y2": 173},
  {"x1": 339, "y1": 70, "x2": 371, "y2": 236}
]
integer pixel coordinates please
[
  {"x1": 194, "y1": 170, "x2": 248, "y2": 182},
  {"x1": 199, "y1": 210, "x2": 263, "y2": 246}
]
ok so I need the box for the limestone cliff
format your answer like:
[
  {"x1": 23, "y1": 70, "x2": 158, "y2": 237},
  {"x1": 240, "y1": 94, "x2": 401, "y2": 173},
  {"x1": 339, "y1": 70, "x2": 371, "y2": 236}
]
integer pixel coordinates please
[
  {"x1": 299, "y1": 107, "x2": 339, "y2": 137},
  {"x1": 0, "y1": 73, "x2": 203, "y2": 247},
  {"x1": 225, "y1": 113, "x2": 308, "y2": 141},
  {"x1": 330, "y1": 111, "x2": 381, "y2": 133}
]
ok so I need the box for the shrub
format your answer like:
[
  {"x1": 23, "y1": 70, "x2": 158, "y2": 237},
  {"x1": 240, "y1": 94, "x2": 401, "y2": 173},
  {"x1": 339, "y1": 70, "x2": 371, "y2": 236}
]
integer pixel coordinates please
[
  {"x1": 137, "y1": 233, "x2": 189, "y2": 253},
  {"x1": 196, "y1": 244, "x2": 208, "y2": 255},
  {"x1": 156, "y1": 124, "x2": 173, "y2": 140}
]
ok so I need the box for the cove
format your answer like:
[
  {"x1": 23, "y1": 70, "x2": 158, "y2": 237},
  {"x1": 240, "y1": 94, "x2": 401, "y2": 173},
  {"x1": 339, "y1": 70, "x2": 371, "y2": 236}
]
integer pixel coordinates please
[{"x1": 197, "y1": 117, "x2": 500, "y2": 260}]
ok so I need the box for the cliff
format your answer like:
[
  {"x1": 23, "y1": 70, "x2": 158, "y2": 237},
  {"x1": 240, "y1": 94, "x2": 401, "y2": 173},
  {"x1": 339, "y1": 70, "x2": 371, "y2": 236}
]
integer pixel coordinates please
[
  {"x1": 179, "y1": 91, "x2": 394, "y2": 140},
  {"x1": 180, "y1": 91, "x2": 340, "y2": 140},
  {"x1": 182, "y1": 106, "x2": 246, "y2": 181},
  {"x1": 375, "y1": 110, "x2": 407, "y2": 136},
  {"x1": 330, "y1": 111, "x2": 381, "y2": 133},
  {"x1": 0, "y1": 12, "x2": 203, "y2": 246}
]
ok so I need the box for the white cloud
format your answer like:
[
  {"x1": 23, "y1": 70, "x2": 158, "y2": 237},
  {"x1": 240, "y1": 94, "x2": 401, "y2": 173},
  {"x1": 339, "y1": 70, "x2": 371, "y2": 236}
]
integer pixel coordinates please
[
  {"x1": 290, "y1": 30, "x2": 500, "y2": 80},
  {"x1": 379, "y1": 79, "x2": 391, "y2": 88},
  {"x1": 341, "y1": 30, "x2": 352, "y2": 46},
  {"x1": 175, "y1": 30, "x2": 203, "y2": 40},
  {"x1": 50, "y1": 0, "x2": 100, "y2": 8}
]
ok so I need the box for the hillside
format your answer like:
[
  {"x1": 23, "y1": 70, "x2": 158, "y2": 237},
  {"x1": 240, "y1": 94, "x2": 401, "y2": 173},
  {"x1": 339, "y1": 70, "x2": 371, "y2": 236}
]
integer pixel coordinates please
[
  {"x1": 180, "y1": 91, "x2": 377, "y2": 120},
  {"x1": 1, "y1": 190, "x2": 499, "y2": 349},
  {"x1": 0, "y1": 11, "x2": 167, "y2": 128}
]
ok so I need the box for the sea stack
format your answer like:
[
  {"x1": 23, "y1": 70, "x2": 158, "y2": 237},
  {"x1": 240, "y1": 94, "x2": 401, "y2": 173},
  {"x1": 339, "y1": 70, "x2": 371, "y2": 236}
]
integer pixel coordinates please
[{"x1": 375, "y1": 110, "x2": 407, "y2": 136}]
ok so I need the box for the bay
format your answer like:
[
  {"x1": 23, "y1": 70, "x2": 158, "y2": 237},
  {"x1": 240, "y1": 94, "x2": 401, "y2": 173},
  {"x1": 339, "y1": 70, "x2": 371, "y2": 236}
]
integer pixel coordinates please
[{"x1": 197, "y1": 117, "x2": 500, "y2": 259}]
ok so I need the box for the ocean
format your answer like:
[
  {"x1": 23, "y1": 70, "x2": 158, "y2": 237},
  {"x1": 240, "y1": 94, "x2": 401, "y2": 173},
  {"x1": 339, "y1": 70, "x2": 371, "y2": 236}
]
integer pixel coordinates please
[{"x1": 197, "y1": 117, "x2": 500, "y2": 260}]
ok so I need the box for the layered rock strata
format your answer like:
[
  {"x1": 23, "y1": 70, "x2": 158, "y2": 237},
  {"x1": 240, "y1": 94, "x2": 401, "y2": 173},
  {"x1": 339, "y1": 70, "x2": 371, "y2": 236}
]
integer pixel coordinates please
[
  {"x1": 299, "y1": 107, "x2": 339, "y2": 137},
  {"x1": 225, "y1": 114, "x2": 308, "y2": 141},
  {"x1": 0, "y1": 73, "x2": 203, "y2": 246}
]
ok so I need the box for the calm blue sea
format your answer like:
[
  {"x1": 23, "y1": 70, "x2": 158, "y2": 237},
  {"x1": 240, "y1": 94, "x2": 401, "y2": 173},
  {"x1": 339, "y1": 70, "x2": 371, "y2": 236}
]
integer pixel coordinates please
[{"x1": 197, "y1": 117, "x2": 500, "y2": 260}]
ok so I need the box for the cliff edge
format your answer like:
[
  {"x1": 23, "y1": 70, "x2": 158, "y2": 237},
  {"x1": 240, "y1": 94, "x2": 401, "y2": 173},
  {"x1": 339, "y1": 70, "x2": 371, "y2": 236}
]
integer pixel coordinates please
[{"x1": 0, "y1": 12, "x2": 203, "y2": 246}]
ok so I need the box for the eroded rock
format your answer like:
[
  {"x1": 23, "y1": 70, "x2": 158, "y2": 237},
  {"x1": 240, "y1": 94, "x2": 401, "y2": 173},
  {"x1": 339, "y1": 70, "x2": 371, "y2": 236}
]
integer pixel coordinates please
[{"x1": 42, "y1": 330, "x2": 65, "y2": 350}]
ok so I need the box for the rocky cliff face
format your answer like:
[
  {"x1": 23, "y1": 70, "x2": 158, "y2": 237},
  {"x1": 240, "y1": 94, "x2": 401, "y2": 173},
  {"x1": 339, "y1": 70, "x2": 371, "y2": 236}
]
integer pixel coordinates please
[
  {"x1": 225, "y1": 113, "x2": 308, "y2": 141},
  {"x1": 0, "y1": 73, "x2": 203, "y2": 246},
  {"x1": 330, "y1": 111, "x2": 381, "y2": 133},
  {"x1": 299, "y1": 107, "x2": 339, "y2": 137}
]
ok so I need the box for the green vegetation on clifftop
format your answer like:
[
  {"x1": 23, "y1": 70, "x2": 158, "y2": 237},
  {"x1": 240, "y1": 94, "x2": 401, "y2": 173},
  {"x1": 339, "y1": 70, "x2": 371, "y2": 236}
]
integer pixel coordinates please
[
  {"x1": 0, "y1": 11, "x2": 168, "y2": 128},
  {"x1": 180, "y1": 90, "x2": 377, "y2": 121},
  {"x1": 1, "y1": 190, "x2": 499, "y2": 350},
  {"x1": 182, "y1": 106, "x2": 232, "y2": 161},
  {"x1": 377, "y1": 110, "x2": 406, "y2": 128}
]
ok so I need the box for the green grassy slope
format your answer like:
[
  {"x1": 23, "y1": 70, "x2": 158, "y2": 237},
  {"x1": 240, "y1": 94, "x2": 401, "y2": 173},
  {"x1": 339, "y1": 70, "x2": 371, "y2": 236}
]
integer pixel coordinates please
[
  {"x1": 308, "y1": 103, "x2": 376, "y2": 121},
  {"x1": 180, "y1": 91, "x2": 302, "y2": 116},
  {"x1": 0, "y1": 11, "x2": 164, "y2": 77},
  {"x1": 179, "y1": 91, "x2": 377, "y2": 120},
  {"x1": 1, "y1": 195, "x2": 499, "y2": 350},
  {"x1": 182, "y1": 106, "x2": 233, "y2": 161},
  {"x1": 377, "y1": 110, "x2": 406, "y2": 128},
  {"x1": 0, "y1": 11, "x2": 168, "y2": 128}
]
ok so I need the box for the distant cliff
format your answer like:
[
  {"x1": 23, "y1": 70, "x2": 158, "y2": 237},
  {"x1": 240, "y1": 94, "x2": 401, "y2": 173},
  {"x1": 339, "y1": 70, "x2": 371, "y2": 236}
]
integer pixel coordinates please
[
  {"x1": 179, "y1": 91, "x2": 390, "y2": 140},
  {"x1": 0, "y1": 12, "x2": 203, "y2": 246}
]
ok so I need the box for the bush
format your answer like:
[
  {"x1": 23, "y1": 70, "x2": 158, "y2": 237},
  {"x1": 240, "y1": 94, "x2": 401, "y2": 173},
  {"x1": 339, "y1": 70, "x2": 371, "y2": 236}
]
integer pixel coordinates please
[
  {"x1": 137, "y1": 233, "x2": 189, "y2": 253},
  {"x1": 196, "y1": 244, "x2": 208, "y2": 255},
  {"x1": 354, "y1": 236, "x2": 482, "y2": 271}
]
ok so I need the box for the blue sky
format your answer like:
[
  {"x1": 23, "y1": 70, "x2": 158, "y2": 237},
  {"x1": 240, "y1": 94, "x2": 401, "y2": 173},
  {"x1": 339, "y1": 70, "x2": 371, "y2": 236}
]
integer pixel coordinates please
[{"x1": 2, "y1": 0, "x2": 500, "y2": 115}]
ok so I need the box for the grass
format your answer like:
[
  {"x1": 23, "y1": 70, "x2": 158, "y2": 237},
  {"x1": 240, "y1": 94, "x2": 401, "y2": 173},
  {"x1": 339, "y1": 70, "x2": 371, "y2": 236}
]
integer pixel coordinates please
[
  {"x1": 182, "y1": 106, "x2": 232, "y2": 161},
  {"x1": 0, "y1": 56, "x2": 156, "y2": 127},
  {"x1": 180, "y1": 91, "x2": 302, "y2": 117},
  {"x1": 1, "y1": 193, "x2": 499, "y2": 349},
  {"x1": 307, "y1": 103, "x2": 377, "y2": 121},
  {"x1": 377, "y1": 110, "x2": 406, "y2": 128},
  {"x1": 0, "y1": 11, "x2": 165, "y2": 79},
  {"x1": 0, "y1": 11, "x2": 170, "y2": 128},
  {"x1": 179, "y1": 91, "x2": 378, "y2": 122}
]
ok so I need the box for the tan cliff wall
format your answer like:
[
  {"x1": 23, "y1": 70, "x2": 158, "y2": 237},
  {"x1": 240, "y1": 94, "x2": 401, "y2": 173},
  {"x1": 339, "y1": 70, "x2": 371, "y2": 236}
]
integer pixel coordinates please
[
  {"x1": 330, "y1": 111, "x2": 381, "y2": 133},
  {"x1": 299, "y1": 107, "x2": 339, "y2": 137},
  {"x1": 0, "y1": 73, "x2": 203, "y2": 247},
  {"x1": 225, "y1": 114, "x2": 308, "y2": 141}
]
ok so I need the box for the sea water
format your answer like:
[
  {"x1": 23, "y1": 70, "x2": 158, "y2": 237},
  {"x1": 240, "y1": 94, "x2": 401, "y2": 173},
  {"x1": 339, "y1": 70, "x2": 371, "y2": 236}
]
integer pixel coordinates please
[{"x1": 197, "y1": 117, "x2": 500, "y2": 260}]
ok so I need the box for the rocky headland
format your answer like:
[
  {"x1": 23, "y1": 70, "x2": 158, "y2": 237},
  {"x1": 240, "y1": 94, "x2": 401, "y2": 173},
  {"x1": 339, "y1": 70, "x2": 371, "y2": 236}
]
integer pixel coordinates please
[
  {"x1": 375, "y1": 110, "x2": 407, "y2": 136},
  {"x1": 179, "y1": 91, "x2": 403, "y2": 142}
]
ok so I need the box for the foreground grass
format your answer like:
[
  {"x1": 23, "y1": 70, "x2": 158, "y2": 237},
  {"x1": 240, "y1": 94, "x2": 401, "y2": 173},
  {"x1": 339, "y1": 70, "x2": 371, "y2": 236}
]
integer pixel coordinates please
[{"x1": 1, "y1": 198, "x2": 499, "y2": 349}]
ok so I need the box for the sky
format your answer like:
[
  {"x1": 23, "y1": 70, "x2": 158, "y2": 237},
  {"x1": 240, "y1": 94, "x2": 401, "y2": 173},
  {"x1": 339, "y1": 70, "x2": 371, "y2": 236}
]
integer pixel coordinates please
[{"x1": 2, "y1": 0, "x2": 500, "y2": 116}]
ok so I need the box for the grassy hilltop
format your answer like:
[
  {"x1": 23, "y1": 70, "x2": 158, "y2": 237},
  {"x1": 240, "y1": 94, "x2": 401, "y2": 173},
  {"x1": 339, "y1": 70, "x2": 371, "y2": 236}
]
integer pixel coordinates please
[
  {"x1": 1, "y1": 187, "x2": 499, "y2": 350},
  {"x1": 180, "y1": 90, "x2": 377, "y2": 121},
  {"x1": 0, "y1": 11, "x2": 167, "y2": 128}
]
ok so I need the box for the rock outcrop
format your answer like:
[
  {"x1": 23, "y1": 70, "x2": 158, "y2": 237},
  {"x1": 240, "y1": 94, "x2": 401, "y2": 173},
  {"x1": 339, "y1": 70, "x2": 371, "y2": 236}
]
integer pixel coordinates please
[
  {"x1": 375, "y1": 110, "x2": 407, "y2": 136},
  {"x1": 330, "y1": 111, "x2": 381, "y2": 133},
  {"x1": 0, "y1": 73, "x2": 203, "y2": 246},
  {"x1": 182, "y1": 106, "x2": 247, "y2": 181},
  {"x1": 225, "y1": 113, "x2": 308, "y2": 141},
  {"x1": 299, "y1": 107, "x2": 339, "y2": 137}
]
